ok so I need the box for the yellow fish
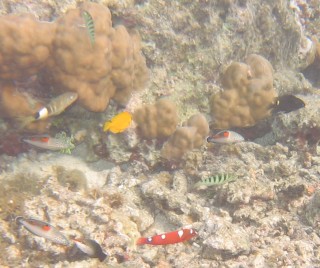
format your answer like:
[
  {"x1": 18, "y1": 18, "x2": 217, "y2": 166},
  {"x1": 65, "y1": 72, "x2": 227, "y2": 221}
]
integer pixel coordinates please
[{"x1": 103, "y1": 111, "x2": 132, "y2": 133}]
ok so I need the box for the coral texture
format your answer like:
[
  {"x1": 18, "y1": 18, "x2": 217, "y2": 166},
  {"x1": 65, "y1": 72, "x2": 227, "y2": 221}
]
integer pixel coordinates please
[
  {"x1": 46, "y1": 2, "x2": 148, "y2": 112},
  {"x1": 133, "y1": 99, "x2": 178, "y2": 139},
  {"x1": 161, "y1": 126, "x2": 196, "y2": 160},
  {"x1": 210, "y1": 54, "x2": 276, "y2": 129},
  {"x1": 182, "y1": 113, "x2": 210, "y2": 148},
  {"x1": 0, "y1": 2, "x2": 148, "y2": 120},
  {"x1": 0, "y1": 14, "x2": 56, "y2": 80},
  {"x1": 161, "y1": 113, "x2": 209, "y2": 160}
]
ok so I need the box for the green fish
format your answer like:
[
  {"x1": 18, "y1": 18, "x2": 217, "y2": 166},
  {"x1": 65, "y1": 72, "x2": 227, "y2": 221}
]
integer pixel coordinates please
[
  {"x1": 82, "y1": 10, "x2": 95, "y2": 47},
  {"x1": 194, "y1": 174, "x2": 236, "y2": 188}
]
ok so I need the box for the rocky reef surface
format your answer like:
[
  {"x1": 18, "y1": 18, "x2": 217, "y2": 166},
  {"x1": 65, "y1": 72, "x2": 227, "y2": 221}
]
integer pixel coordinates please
[{"x1": 1, "y1": 0, "x2": 320, "y2": 267}]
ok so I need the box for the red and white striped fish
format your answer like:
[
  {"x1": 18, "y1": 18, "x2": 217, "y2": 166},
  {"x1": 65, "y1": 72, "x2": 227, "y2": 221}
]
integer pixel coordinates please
[
  {"x1": 206, "y1": 130, "x2": 244, "y2": 144},
  {"x1": 136, "y1": 228, "x2": 197, "y2": 246},
  {"x1": 16, "y1": 216, "x2": 70, "y2": 246}
]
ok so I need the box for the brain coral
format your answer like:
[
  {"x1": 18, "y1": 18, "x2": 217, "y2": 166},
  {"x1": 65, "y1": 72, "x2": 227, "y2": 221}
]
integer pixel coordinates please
[
  {"x1": 133, "y1": 99, "x2": 178, "y2": 139},
  {"x1": 0, "y1": 14, "x2": 56, "y2": 80},
  {"x1": 210, "y1": 54, "x2": 276, "y2": 129}
]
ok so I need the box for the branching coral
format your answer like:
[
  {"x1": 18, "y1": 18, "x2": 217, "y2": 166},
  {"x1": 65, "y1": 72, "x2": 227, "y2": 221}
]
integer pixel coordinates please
[
  {"x1": 133, "y1": 99, "x2": 178, "y2": 139},
  {"x1": 210, "y1": 54, "x2": 276, "y2": 129}
]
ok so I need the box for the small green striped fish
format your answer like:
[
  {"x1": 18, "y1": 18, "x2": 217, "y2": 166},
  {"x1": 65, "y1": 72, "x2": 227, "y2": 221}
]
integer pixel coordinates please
[
  {"x1": 82, "y1": 10, "x2": 95, "y2": 47},
  {"x1": 194, "y1": 174, "x2": 236, "y2": 188}
]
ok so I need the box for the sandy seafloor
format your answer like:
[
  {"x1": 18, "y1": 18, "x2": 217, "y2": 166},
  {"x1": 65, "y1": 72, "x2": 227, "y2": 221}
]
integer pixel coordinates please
[{"x1": 1, "y1": 0, "x2": 320, "y2": 267}]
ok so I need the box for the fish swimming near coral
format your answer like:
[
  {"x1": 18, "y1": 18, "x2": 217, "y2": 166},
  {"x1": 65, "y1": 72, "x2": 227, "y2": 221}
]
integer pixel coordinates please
[
  {"x1": 73, "y1": 238, "x2": 108, "y2": 262},
  {"x1": 206, "y1": 130, "x2": 244, "y2": 144},
  {"x1": 103, "y1": 111, "x2": 132, "y2": 133},
  {"x1": 16, "y1": 216, "x2": 70, "y2": 246},
  {"x1": 194, "y1": 173, "x2": 236, "y2": 188},
  {"x1": 136, "y1": 228, "x2": 197, "y2": 246},
  {"x1": 270, "y1": 94, "x2": 305, "y2": 114},
  {"x1": 22, "y1": 134, "x2": 74, "y2": 152},
  {"x1": 82, "y1": 10, "x2": 95, "y2": 47},
  {"x1": 19, "y1": 92, "x2": 78, "y2": 128}
]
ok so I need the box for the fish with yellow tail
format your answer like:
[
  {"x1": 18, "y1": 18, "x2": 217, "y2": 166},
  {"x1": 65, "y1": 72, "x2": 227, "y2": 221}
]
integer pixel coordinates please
[
  {"x1": 19, "y1": 92, "x2": 78, "y2": 128},
  {"x1": 103, "y1": 111, "x2": 132, "y2": 134},
  {"x1": 16, "y1": 216, "x2": 70, "y2": 246}
]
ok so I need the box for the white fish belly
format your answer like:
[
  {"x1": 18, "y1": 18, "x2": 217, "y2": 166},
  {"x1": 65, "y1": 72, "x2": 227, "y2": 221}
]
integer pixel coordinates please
[{"x1": 23, "y1": 138, "x2": 68, "y2": 151}]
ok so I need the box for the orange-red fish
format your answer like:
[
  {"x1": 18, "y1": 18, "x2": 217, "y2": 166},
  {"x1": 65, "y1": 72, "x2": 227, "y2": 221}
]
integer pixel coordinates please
[
  {"x1": 16, "y1": 216, "x2": 70, "y2": 245},
  {"x1": 136, "y1": 228, "x2": 197, "y2": 246},
  {"x1": 207, "y1": 130, "x2": 244, "y2": 144},
  {"x1": 103, "y1": 111, "x2": 132, "y2": 133}
]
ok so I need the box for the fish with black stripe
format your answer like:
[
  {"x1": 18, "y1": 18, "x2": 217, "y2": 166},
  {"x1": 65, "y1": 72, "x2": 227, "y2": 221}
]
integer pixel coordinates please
[
  {"x1": 18, "y1": 92, "x2": 78, "y2": 128},
  {"x1": 82, "y1": 10, "x2": 95, "y2": 47},
  {"x1": 194, "y1": 173, "x2": 236, "y2": 188}
]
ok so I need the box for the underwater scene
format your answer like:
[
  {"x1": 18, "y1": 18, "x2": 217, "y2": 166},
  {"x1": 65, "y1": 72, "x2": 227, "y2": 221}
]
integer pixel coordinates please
[{"x1": 0, "y1": 0, "x2": 320, "y2": 267}]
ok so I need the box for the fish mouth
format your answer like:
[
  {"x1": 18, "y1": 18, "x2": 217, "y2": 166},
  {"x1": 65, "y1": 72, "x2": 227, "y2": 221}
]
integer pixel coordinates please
[
  {"x1": 206, "y1": 136, "x2": 214, "y2": 143},
  {"x1": 15, "y1": 216, "x2": 24, "y2": 224}
]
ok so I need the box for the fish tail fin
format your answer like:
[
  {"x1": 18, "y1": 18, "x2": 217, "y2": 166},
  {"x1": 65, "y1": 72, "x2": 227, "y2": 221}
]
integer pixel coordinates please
[
  {"x1": 103, "y1": 121, "x2": 111, "y2": 132},
  {"x1": 16, "y1": 116, "x2": 35, "y2": 129},
  {"x1": 136, "y1": 237, "x2": 146, "y2": 245}
]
